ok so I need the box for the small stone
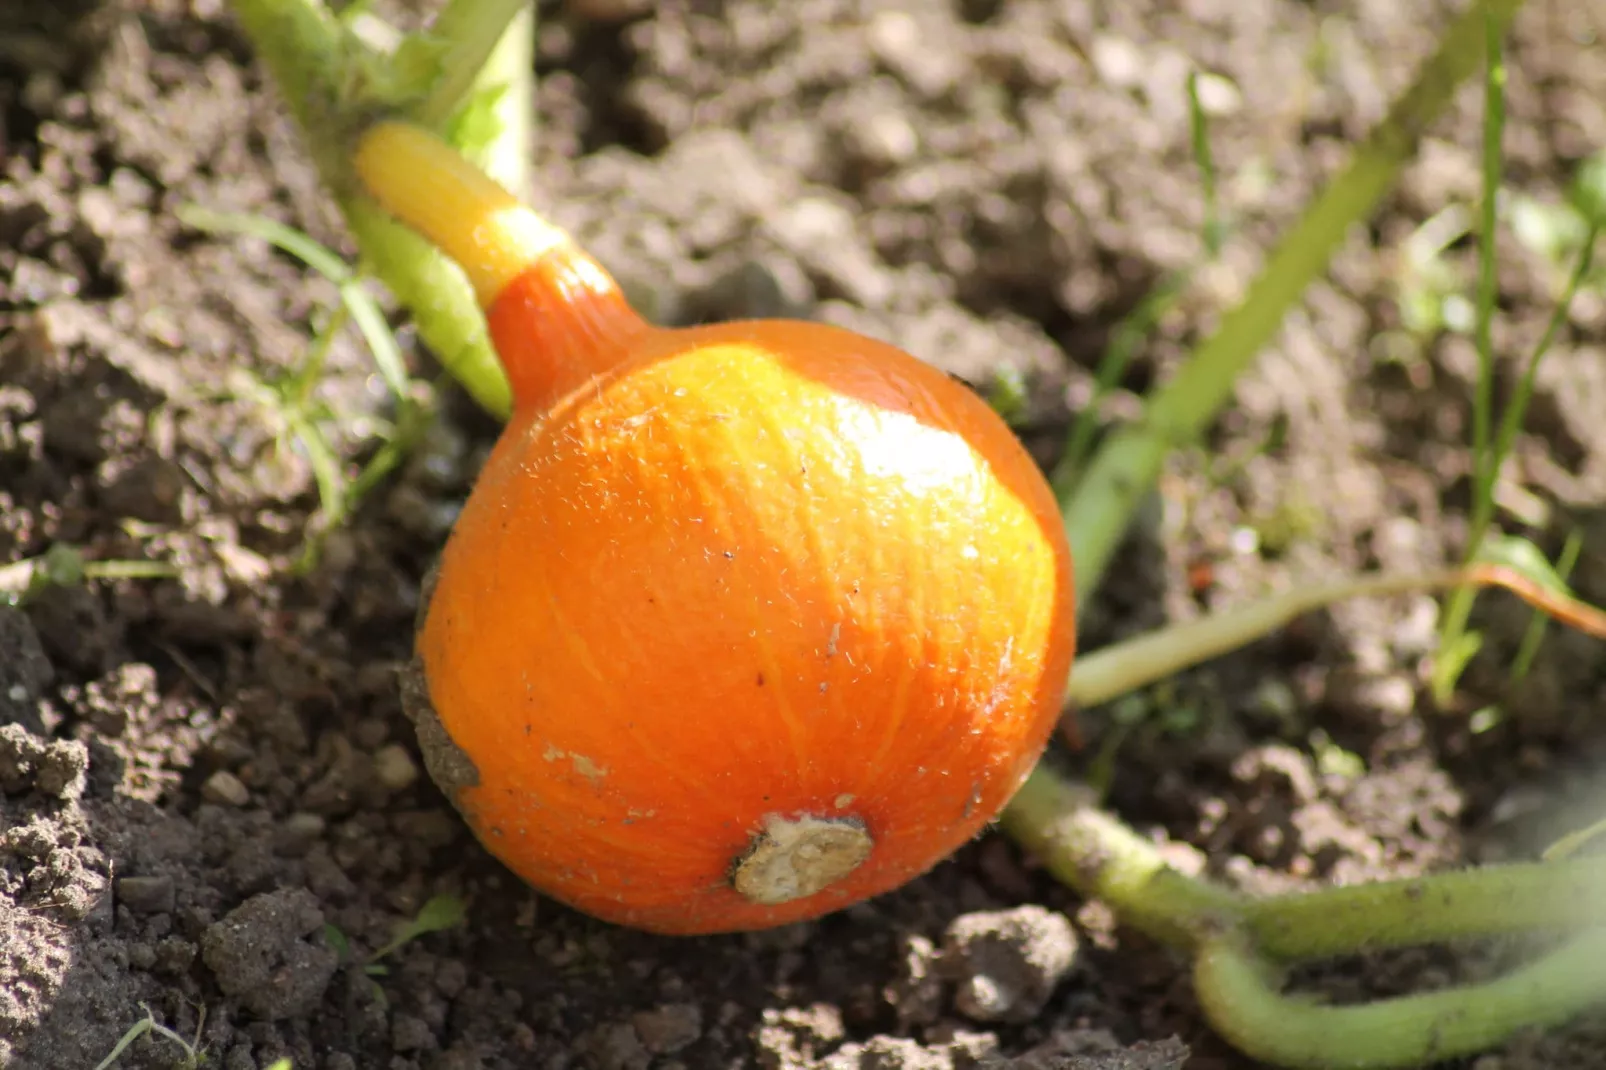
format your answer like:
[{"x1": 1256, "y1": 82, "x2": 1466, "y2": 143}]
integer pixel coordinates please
[
  {"x1": 154, "y1": 937, "x2": 197, "y2": 976},
  {"x1": 846, "y1": 109, "x2": 919, "y2": 168},
  {"x1": 1189, "y1": 71, "x2": 1242, "y2": 117},
  {"x1": 434, "y1": 958, "x2": 468, "y2": 999},
  {"x1": 117, "y1": 875, "x2": 175, "y2": 914},
  {"x1": 867, "y1": 10, "x2": 959, "y2": 96},
  {"x1": 373, "y1": 744, "x2": 420, "y2": 791},
  {"x1": 277, "y1": 812, "x2": 327, "y2": 856},
  {"x1": 1090, "y1": 35, "x2": 1145, "y2": 89},
  {"x1": 391, "y1": 1012, "x2": 434, "y2": 1052},
  {"x1": 391, "y1": 809, "x2": 459, "y2": 849},
  {"x1": 201, "y1": 770, "x2": 250, "y2": 806},
  {"x1": 631, "y1": 1003, "x2": 703, "y2": 1054},
  {"x1": 352, "y1": 717, "x2": 389, "y2": 749},
  {"x1": 587, "y1": 1022, "x2": 650, "y2": 1070}
]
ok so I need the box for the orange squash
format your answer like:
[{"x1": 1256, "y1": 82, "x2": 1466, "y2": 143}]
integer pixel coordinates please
[{"x1": 354, "y1": 122, "x2": 1077, "y2": 935}]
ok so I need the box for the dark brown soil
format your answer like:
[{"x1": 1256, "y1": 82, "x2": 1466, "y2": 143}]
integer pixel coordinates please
[{"x1": 3, "y1": 1, "x2": 1606, "y2": 1068}]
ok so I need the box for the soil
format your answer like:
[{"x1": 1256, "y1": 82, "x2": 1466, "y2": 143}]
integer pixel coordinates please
[{"x1": 2, "y1": 0, "x2": 1605, "y2": 1068}]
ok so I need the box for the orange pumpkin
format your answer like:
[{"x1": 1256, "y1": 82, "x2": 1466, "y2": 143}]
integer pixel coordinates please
[{"x1": 355, "y1": 122, "x2": 1077, "y2": 935}]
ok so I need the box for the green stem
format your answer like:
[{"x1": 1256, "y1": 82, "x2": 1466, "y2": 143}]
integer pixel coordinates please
[
  {"x1": 1055, "y1": 0, "x2": 1527, "y2": 609},
  {"x1": 999, "y1": 764, "x2": 1242, "y2": 952},
  {"x1": 225, "y1": 0, "x2": 528, "y2": 418},
  {"x1": 1195, "y1": 928, "x2": 1606, "y2": 1070},
  {"x1": 1065, "y1": 571, "x2": 1463, "y2": 709},
  {"x1": 1003, "y1": 763, "x2": 1606, "y2": 963},
  {"x1": 226, "y1": 0, "x2": 350, "y2": 183},
  {"x1": 1469, "y1": 7, "x2": 1506, "y2": 529},
  {"x1": 470, "y1": 2, "x2": 534, "y2": 195},
  {"x1": 1433, "y1": 10, "x2": 1509, "y2": 704},
  {"x1": 1432, "y1": 221, "x2": 1599, "y2": 702},
  {"x1": 1493, "y1": 220, "x2": 1597, "y2": 482},
  {"x1": 412, "y1": 0, "x2": 534, "y2": 131},
  {"x1": 338, "y1": 192, "x2": 511, "y2": 416},
  {"x1": 1246, "y1": 855, "x2": 1606, "y2": 961},
  {"x1": 1064, "y1": 559, "x2": 1606, "y2": 712},
  {"x1": 357, "y1": 0, "x2": 536, "y2": 417}
]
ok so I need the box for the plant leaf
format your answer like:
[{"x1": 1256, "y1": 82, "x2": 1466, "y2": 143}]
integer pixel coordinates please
[
  {"x1": 447, "y1": 83, "x2": 510, "y2": 161},
  {"x1": 1569, "y1": 148, "x2": 1606, "y2": 227},
  {"x1": 408, "y1": 892, "x2": 468, "y2": 937},
  {"x1": 1474, "y1": 532, "x2": 1569, "y2": 594},
  {"x1": 323, "y1": 922, "x2": 352, "y2": 961}
]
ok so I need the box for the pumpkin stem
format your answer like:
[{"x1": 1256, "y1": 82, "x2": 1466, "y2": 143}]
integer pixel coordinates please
[{"x1": 351, "y1": 120, "x2": 649, "y2": 414}]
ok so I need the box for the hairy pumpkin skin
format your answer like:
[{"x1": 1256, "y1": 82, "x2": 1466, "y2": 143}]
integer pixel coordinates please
[{"x1": 415, "y1": 315, "x2": 1077, "y2": 935}]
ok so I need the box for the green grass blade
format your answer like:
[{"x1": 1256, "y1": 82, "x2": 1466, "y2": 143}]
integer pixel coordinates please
[
  {"x1": 176, "y1": 204, "x2": 355, "y2": 283},
  {"x1": 1470, "y1": 7, "x2": 1506, "y2": 526},
  {"x1": 1513, "y1": 528, "x2": 1582, "y2": 680}
]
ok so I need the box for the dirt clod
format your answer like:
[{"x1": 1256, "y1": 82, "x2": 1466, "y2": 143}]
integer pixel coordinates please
[
  {"x1": 201, "y1": 769, "x2": 250, "y2": 806},
  {"x1": 938, "y1": 906, "x2": 1079, "y2": 1024},
  {"x1": 0, "y1": 607, "x2": 54, "y2": 736},
  {"x1": 886, "y1": 933, "x2": 945, "y2": 1028},
  {"x1": 0, "y1": 723, "x2": 89, "y2": 800},
  {"x1": 758, "y1": 1003, "x2": 848, "y2": 1070},
  {"x1": 1013, "y1": 1032, "x2": 1191, "y2": 1070},
  {"x1": 199, "y1": 887, "x2": 339, "y2": 1020}
]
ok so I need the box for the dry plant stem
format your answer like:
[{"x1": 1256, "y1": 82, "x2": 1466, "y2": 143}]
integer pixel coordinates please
[
  {"x1": 1196, "y1": 928, "x2": 1606, "y2": 1070},
  {"x1": 1054, "y1": 0, "x2": 1527, "y2": 607},
  {"x1": 1065, "y1": 564, "x2": 1606, "y2": 709}
]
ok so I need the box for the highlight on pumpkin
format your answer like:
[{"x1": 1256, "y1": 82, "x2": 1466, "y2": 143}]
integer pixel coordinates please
[{"x1": 361, "y1": 116, "x2": 1077, "y2": 935}]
